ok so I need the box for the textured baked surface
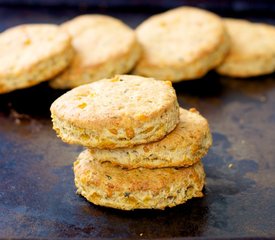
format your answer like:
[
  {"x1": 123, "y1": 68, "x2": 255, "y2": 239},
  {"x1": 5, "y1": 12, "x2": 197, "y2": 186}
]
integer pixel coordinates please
[
  {"x1": 0, "y1": 24, "x2": 74, "y2": 94},
  {"x1": 133, "y1": 7, "x2": 229, "y2": 82},
  {"x1": 74, "y1": 150, "x2": 205, "y2": 210},
  {"x1": 50, "y1": 15, "x2": 140, "y2": 89},
  {"x1": 90, "y1": 108, "x2": 212, "y2": 169},
  {"x1": 216, "y1": 19, "x2": 275, "y2": 77},
  {"x1": 50, "y1": 75, "x2": 179, "y2": 148}
]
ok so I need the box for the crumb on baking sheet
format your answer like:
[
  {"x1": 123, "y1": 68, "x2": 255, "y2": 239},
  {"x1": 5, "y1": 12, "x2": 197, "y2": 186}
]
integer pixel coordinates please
[{"x1": 9, "y1": 109, "x2": 30, "y2": 125}]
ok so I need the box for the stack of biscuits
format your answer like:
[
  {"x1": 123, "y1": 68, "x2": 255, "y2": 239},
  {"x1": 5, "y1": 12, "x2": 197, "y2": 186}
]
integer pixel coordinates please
[{"x1": 50, "y1": 74, "x2": 212, "y2": 210}]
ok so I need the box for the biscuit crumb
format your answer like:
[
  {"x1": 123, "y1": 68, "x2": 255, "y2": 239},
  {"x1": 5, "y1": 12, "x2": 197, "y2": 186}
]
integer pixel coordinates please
[
  {"x1": 9, "y1": 109, "x2": 30, "y2": 124},
  {"x1": 15, "y1": 118, "x2": 21, "y2": 125},
  {"x1": 259, "y1": 96, "x2": 267, "y2": 102}
]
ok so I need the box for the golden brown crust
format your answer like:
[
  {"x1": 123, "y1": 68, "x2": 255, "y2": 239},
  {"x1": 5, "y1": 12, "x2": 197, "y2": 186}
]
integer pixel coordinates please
[
  {"x1": 133, "y1": 7, "x2": 229, "y2": 82},
  {"x1": 50, "y1": 75, "x2": 179, "y2": 148},
  {"x1": 50, "y1": 15, "x2": 141, "y2": 89},
  {"x1": 216, "y1": 19, "x2": 275, "y2": 77},
  {"x1": 89, "y1": 108, "x2": 212, "y2": 168},
  {"x1": 0, "y1": 24, "x2": 74, "y2": 94},
  {"x1": 74, "y1": 150, "x2": 205, "y2": 210}
]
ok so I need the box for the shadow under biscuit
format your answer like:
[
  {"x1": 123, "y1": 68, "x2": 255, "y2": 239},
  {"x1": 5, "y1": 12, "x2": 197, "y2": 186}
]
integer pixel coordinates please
[
  {"x1": 174, "y1": 71, "x2": 224, "y2": 98},
  {"x1": 0, "y1": 82, "x2": 67, "y2": 118}
]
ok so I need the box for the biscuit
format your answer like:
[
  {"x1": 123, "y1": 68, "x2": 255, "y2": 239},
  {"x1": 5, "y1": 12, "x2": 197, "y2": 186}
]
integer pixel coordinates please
[
  {"x1": 216, "y1": 19, "x2": 275, "y2": 77},
  {"x1": 50, "y1": 15, "x2": 140, "y2": 89},
  {"x1": 50, "y1": 75, "x2": 179, "y2": 149},
  {"x1": 0, "y1": 24, "x2": 74, "y2": 94},
  {"x1": 133, "y1": 7, "x2": 229, "y2": 82},
  {"x1": 89, "y1": 108, "x2": 212, "y2": 169},
  {"x1": 74, "y1": 150, "x2": 205, "y2": 210}
]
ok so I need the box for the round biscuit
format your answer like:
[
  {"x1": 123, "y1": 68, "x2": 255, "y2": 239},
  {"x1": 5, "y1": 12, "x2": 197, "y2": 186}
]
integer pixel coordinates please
[
  {"x1": 74, "y1": 150, "x2": 205, "y2": 210},
  {"x1": 50, "y1": 75, "x2": 179, "y2": 149},
  {"x1": 216, "y1": 19, "x2": 275, "y2": 77},
  {"x1": 0, "y1": 24, "x2": 74, "y2": 94},
  {"x1": 50, "y1": 15, "x2": 141, "y2": 89},
  {"x1": 89, "y1": 108, "x2": 212, "y2": 169},
  {"x1": 133, "y1": 7, "x2": 230, "y2": 82}
]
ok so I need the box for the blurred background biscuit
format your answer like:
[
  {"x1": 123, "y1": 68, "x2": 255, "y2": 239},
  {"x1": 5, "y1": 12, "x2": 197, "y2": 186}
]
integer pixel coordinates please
[
  {"x1": 0, "y1": 24, "x2": 74, "y2": 94},
  {"x1": 133, "y1": 7, "x2": 229, "y2": 82},
  {"x1": 216, "y1": 19, "x2": 275, "y2": 77},
  {"x1": 50, "y1": 15, "x2": 140, "y2": 89}
]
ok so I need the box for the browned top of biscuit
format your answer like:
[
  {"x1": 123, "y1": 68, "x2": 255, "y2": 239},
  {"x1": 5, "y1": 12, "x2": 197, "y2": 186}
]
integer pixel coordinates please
[{"x1": 50, "y1": 75, "x2": 177, "y2": 130}]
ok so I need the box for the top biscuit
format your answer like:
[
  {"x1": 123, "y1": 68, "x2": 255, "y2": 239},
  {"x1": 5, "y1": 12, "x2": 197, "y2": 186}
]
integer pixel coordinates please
[
  {"x1": 216, "y1": 19, "x2": 275, "y2": 77},
  {"x1": 50, "y1": 75, "x2": 179, "y2": 149},
  {"x1": 50, "y1": 15, "x2": 141, "y2": 89},
  {"x1": 133, "y1": 7, "x2": 229, "y2": 82},
  {"x1": 0, "y1": 24, "x2": 74, "y2": 94}
]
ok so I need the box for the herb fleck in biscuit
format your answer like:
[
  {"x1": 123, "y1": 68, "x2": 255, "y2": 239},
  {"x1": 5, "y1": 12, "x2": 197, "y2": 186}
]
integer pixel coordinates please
[
  {"x1": 89, "y1": 108, "x2": 212, "y2": 169},
  {"x1": 0, "y1": 24, "x2": 74, "y2": 94},
  {"x1": 50, "y1": 75, "x2": 179, "y2": 149},
  {"x1": 133, "y1": 7, "x2": 229, "y2": 82},
  {"x1": 216, "y1": 19, "x2": 275, "y2": 77},
  {"x1": 50, "y1": 15, "x2": 140, "y2": 89},
  {"x1": 74, "y1": 150, "x2": 205, "y2": 210}
]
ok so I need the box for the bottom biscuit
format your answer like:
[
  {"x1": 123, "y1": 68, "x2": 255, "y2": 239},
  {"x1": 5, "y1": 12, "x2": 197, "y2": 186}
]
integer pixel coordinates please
[{"x1": 74, "y1": 150, "x2": 205, "y2": 210}]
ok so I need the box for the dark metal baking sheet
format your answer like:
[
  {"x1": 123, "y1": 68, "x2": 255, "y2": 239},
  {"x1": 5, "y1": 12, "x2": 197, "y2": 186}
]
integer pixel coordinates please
[{"x1": 0, "y1": 6, "x2": 275, "y2": 239}]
